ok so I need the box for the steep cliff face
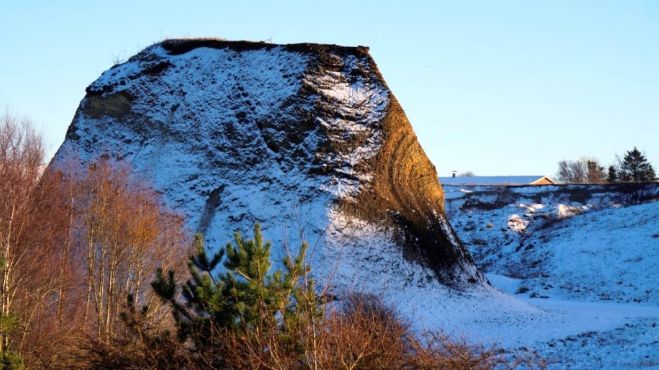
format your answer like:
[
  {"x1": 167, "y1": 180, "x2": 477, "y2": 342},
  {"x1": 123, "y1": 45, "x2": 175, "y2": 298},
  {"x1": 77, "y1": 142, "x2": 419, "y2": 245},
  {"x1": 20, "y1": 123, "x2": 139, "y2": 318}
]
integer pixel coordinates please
[{"x1": 54, "y1": 39, "x2": 483, "y2": 288}]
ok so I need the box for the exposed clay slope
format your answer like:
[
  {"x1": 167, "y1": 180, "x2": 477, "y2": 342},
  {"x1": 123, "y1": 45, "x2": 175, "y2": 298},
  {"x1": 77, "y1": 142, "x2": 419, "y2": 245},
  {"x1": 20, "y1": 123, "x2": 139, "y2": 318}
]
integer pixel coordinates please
[
  {"x1": 54, "y1": 39, "x2": 482, "y2": 287},
  {"x1": 344, "y1": 97, "x2": 476, "y2": 280}
]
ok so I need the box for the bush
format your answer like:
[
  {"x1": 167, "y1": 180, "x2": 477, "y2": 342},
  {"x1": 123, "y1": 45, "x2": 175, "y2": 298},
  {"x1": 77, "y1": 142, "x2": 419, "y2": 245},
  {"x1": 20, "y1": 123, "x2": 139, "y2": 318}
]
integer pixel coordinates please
[
  {"x1": 556, "y1": 158, "x2": 606, "y2": 184},
  {"x1": 80, "y1": 224, "x2": 545, "y2": 369},
  {"x1": 0, "y1": 352, "x2": 24, "y2": 370}
]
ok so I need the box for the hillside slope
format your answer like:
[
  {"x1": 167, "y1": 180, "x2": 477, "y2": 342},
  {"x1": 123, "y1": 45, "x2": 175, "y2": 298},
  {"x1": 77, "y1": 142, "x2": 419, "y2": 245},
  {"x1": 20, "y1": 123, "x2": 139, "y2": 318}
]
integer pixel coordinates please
[
  {"x1": 445, "y1": 183, "x2": 659, "y2": 368},
  {"x1": 51, "y1": 38, "x2": 658, "y2": 368},
  {"x1": 53, "y1": 39, "x2": 482, "y2": 290}
]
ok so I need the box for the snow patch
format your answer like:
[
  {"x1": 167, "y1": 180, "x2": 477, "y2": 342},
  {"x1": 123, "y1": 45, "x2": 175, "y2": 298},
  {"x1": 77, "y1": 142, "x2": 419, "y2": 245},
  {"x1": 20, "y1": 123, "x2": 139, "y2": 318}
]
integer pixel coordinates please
[{"x1": 507, "y1": 214, "x2": 528, "y2": 233}]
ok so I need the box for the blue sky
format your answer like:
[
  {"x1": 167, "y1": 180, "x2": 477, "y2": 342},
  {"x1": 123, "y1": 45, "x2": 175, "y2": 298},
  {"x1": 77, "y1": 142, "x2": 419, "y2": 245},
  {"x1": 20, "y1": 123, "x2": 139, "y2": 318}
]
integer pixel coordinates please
[{"x1": 1, "y1": 0, "x2": 657, "y2": 176}]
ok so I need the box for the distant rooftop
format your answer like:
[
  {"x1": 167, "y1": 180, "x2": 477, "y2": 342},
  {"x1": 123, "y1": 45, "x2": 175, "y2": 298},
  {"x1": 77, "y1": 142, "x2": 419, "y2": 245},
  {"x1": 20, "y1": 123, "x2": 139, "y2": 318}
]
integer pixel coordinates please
[{"x1": 439, "y1": 175, "x2": 553, "y2": 186}]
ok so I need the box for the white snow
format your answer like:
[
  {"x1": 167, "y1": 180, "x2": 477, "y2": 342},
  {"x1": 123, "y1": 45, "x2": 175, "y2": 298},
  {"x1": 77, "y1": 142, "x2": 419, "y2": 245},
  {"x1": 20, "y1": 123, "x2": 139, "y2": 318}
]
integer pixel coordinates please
[
  {"x1": 440, "y1": 175, "x2": 548, "y2": 186},
  {"x1": 56, "y1": 43, "x2": 391, "y2": 263},
  {"x1": 54, "y1": 42, "x2": 659, "y2": 369},
  {"x1": 507, "y1": 214, "x2": 529, "y2": 233},
  {"x1": 447, "y1": 184, "x2": 659, "y2": 369},
  {"x1": 485, "y1": 273, "x2": 521, "y2": 294}
]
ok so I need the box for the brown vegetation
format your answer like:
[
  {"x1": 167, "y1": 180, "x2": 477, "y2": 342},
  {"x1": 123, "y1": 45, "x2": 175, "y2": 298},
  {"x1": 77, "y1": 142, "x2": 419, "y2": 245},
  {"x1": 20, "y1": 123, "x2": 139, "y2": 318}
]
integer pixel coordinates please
[
  {"x1": 0, "y1": 112, "x2": 85, "y2": 365},
  {"x1": 75, "y1": 160, "x2": 188, "y2": 343},
  {"x1": 557, "y1": 158, "x2": 606, "y2": 184},
  {"x1": 0, "y1": 111, "x2": 188, "y2": 368},
  {"x1": 78, "y1": 224, "x2": 544, "y2": 369},
  {"x1": 84, "y1": 292, "x2": 545, "y2": 370},
  {"x1": 2, "y1": 111, "x2": 545, "y2": 369}
]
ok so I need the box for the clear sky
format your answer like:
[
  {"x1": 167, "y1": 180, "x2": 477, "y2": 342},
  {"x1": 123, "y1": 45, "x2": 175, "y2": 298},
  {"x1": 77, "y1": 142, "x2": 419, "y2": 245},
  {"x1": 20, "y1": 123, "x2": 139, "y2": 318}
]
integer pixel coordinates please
[{"x1": 1, "y1": 0, "x2": 657, "y2": 176}]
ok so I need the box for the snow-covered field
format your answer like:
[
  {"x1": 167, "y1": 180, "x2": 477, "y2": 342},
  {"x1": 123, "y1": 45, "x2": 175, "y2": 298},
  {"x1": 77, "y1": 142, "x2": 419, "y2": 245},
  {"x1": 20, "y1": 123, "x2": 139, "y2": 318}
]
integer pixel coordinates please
[{"x1": 437, "y1": 184, "x2": 659, "y2": 369}]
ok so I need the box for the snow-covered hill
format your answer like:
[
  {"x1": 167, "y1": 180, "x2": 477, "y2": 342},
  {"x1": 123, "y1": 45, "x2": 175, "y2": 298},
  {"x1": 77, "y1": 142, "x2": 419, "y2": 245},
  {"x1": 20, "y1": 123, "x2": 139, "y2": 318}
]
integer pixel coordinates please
[
  {"x1": 53, "y1": 39, "x2": 481, "y2": 293},
  {"x1": 445, "y1": 183, "x2": 659, "y2": 368},
  {"x1": 52, "y1": 38, "x2": 658, "y2": 368}
]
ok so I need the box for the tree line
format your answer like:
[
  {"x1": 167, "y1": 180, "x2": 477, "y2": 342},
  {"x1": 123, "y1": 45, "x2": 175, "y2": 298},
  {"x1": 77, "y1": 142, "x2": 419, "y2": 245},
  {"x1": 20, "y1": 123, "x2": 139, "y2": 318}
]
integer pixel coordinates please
[
  {"x1": 1, "y1": 112, "x2": 189, "y2": 368},
  {"x1": 556, "y1": 147, "x2": 656, "y2": 184},
  {"x1": 1, "y1": 112, "x2": 545, "y2": 369}
]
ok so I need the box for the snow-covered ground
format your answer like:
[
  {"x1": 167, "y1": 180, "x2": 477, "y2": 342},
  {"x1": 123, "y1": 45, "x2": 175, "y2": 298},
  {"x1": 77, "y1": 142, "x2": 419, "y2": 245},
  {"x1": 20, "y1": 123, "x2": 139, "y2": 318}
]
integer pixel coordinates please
[
  {"x1": 437, "y1": 184, "x2": 659, "y2": 369},
  {"x1": 54, "y1": 40, "x2": 658, "y2": 368}
]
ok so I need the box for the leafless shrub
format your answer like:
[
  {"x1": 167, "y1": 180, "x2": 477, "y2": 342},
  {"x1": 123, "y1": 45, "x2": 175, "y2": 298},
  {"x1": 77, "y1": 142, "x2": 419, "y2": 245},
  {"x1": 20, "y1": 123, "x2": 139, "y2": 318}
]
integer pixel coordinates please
[
  {"x1": 317, "y1": 293, "x2": 410, "y2": 369},
  {"x1": 73, "y1": 159, "x2": 189, "y2": 343},
  {"x1": 210, "y1": 293, "x2": 545, "y2": 370},
  {"x1": 557, "y1": 158, "x2": 605, "y2": 184},
  {"x1": 1, "y1": 111, "x2": 190, "y2": 367}
]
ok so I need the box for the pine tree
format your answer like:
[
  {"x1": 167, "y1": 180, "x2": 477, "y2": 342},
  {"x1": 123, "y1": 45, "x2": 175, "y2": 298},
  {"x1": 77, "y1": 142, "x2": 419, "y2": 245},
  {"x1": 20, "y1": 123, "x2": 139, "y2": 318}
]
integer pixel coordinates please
[
  {"x1": 619, "y1": 147, "x2": 656, "y2": 183},
  {"x1": 0, "y1": 352, "x2": 23, "y2": 370},
  {"x1": 151, "y1": 224, "x2": 319, "y2": 364},
  {"x1": 151, "y1": 233, "x2": 228, "y2": 353},
  {"x1": 607, "y1": 165, "x2": 618, "y2": 183}
]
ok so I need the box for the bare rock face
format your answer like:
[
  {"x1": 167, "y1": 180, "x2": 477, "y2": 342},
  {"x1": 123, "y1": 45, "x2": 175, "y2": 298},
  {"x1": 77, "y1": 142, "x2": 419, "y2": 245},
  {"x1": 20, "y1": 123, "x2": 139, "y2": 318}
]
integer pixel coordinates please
[{"x1": 54, "y1": 39, "x2": 483, "y2": 288}]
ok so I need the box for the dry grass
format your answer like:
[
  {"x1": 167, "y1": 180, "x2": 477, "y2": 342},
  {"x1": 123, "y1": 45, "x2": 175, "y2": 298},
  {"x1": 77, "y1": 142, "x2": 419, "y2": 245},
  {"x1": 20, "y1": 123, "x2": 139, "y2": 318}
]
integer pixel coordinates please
[{"x1": 81, "y1": 293, "x2": 545, "y2": 370}]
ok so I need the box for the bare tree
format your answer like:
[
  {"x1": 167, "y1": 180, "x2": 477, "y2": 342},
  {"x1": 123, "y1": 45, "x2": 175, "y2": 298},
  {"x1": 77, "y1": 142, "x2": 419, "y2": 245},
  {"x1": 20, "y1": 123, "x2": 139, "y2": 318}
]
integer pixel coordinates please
[
  {"x1": 75, "y1": 160, "x2": 188, "y2": 343},
  {"x1": 0, "y1": 111, "x2": 190, "y2": 366},
  {"x1": 0, "y1": 112, "x2": 73, "y2": 363},
  {"x1": 557, "y1": 160, "x2": 584, "y2": 183},
  {"x1": 586, "y1": 159, "x2": 606, "y2": 184},
  {"x1": 557, "y1": 158, "x2": 605, "y2": 184},
  {"x1": 0, "y1": 112, "x2": 44, "y2": 353}
]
